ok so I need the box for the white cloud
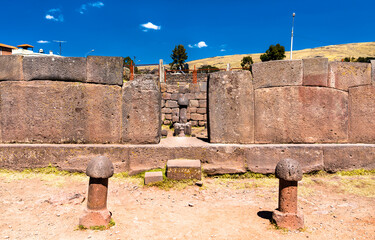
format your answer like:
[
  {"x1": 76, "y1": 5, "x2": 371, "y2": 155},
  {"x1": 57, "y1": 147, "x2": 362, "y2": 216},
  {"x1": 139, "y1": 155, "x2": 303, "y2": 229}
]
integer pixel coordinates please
[
  {"x1": 45, "y1": 8, "x2": 64, "y2": 22},
  {"x1": 79, "y1": 2, "x2": 104, "y2": 14},
  {"x1": 189, "y1": 41, "x2": 208, "y2": 49},
  {"x1": 141, "y1": 22, "x2": 161, "y2": 31},
  {"x1": 45, "y1": 14, "x2": 54, "y2": 20},
  {"x1": 37, "y1": 40, "x2": 50, "y2": 44},
  {"x1": 197, "y1": 41, "x2": 207, "y2": 48},
  {"x1": 89, "y1": 1, "x2": 104, "y2": 8},
  {"x1": 220, "y1": 49, "x2": 226, "y2": 52}
]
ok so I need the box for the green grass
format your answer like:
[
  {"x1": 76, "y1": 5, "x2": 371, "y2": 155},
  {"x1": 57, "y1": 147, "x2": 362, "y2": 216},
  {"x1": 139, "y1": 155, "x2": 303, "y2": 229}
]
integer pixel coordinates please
[
  {"x1": 77, "y1": 219, "x2": 116, "y2": 231},
  {"x1": 212, "y1": 171, "x2": 275, "y2": 179}
]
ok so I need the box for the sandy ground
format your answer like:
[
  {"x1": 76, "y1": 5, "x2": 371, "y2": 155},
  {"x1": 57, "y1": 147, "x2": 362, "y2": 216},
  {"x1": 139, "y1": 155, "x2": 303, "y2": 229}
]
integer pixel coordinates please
[{"x1": 0, "y1": 170, "x2": 374, "y2": 240}]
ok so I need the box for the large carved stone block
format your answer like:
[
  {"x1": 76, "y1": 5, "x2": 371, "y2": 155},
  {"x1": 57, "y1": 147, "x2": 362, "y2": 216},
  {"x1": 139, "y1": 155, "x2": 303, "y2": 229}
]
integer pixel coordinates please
[
  {"x1": 122, "y1": 74, "x2": 161, "y2": 144},
  {"x1": 254, "y1": 86, "x2": 348, "y2": 143},
  {"x1": 302, "y1": 58, "x2": 328, "y2": 86},
  {"x1": 23, "y1": 56, "x2": 86, "y2": 82},
  {"x1": 245, "y1": 145, "x2": 323, "y2": 174},
  {"x1": 252, "y1": 60, "x2": 303, "y2": 89},
  {"x1": 323, "y1": 145, "x2": 375, "y2": 172},
  {"x1": 87, "y1": 56, "x2": 124, "y2": 86},
  {"x1": 349, "y1": 85, "x2": 375, "y2": 143},
  {"x1": 0, "y1": 55, "x2": 23, "y2": 81},
  {"x1": 208, "y1": 71, "x2": 254, "y2": 144},
  {"x1": 0, "y1": 81, "x2": 121, "y2": 143},
  {"x1": 328, "y1": 62, "x2": 371, "y2": 91}
]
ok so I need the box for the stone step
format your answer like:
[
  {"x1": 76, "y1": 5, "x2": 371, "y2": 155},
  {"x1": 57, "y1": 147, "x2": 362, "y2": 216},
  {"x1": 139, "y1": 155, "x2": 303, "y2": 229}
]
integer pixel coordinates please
[
  {"x1": 144, "y1": 171, "x2": 164, "y2": 185},
  {"x1": 166, "y1": 159, "x2": 201, "y2": 180}
]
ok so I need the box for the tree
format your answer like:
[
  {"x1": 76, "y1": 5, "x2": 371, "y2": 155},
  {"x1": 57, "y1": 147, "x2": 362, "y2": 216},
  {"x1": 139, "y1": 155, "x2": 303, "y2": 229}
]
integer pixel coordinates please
[
  {"x1": 260, "y1": 44, "x2": 286, "y2": 62},
  {"x1": 241, "y1": 56, "x2": 253, "y2": 70},
  {"x1": 198, "y1": 65, "x2": 220, "y2": 73},
  {"x1": 123, "y1": 56, "x2": 138, "y2": 73},
  {"x1": 170, "y1": 45, "x2": 188, "y2": 70}
]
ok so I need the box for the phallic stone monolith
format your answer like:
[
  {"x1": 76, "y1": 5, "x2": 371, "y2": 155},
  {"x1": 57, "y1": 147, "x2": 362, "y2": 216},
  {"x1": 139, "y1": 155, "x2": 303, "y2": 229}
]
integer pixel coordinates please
[
  {"x1": 79, "y1": 156, "x2": 114, "y2": 228},
  {"x1": 272, "y1": 158, "x2": 304, "y2": 230}
]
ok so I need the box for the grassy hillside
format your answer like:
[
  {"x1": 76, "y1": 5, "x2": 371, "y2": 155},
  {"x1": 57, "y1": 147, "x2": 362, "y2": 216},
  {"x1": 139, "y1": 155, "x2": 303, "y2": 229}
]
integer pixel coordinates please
[
  {"x1": 187, "y1": 42, "x2": 375, "y2": 69},
  {"x1": 138, "y1": 42, "x2": 375, "y2": 70}
]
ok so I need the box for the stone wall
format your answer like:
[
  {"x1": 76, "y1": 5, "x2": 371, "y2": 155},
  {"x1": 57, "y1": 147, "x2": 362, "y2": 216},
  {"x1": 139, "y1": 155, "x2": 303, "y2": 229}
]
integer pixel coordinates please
[
  {"x1": 160, "y1": 81, "x2": 207, "y2": 127},
  {"x1": 209, "y1": 58, "x2": 375, "y2": 144},
  {"x1": 0, "y1": 55, "x2": 161, "y2": 144}
]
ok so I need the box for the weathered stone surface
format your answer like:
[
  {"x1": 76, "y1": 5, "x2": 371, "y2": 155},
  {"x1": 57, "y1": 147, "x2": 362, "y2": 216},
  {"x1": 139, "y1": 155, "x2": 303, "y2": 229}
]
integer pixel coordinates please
[
  {"x1": 167, "y1": 85, "x2": 179, "y2": 93},
  {"x1": 328, "y1": 62, "x2": 371, "y2": 91},
  {"x1": 162, "y1": 108, "x2": 172, "y2": 114},
  {"x1": 165, "y1": 100, "x2": 178, "y2": 108},
  {"x1": 275, "y1": 159, "x2": 302, "y2": 181},
  {"x1": 349, "y1": 85, "x2": 375, "y2": 143},
  {"x1": 79, "y1": 208, "x2": 111, "y2": 228},
  {"x1": 252, "y1": 60, "x2": 303, "y2": 89},
  {"x1": 254, "y1": 86, "x2": 348, "y2": 143},
  {"x1": 197, "y1": 108, "x2": 206, "y2": 114},
  {"x1": 166, "y1": 159, "x2": 201, "y2": 180},
  {"x1": 122, "y1": 74, "x2": 161, "y2": 144},
  {"x1": 199, "y1": 100, "x2": 207, "y2": 108},
  {"x1": 245, "y1": 145, "x2": 323, "y2": 174},
  {"x1": 189, "y1": 100, "x2": 199, "y2": 107},
  {"x1": 323, "y1": 145, "x2": 375, "y2": 172},
  {"x1": 195, "y1": 92, "x2": 206, "y2": 99},
  {"x1": 0, "y1": 55, "x2": 23, "y2": 81},
  {"x1": 208, "y1": 71, "x2": 254, "y2": 144},
  {"x1": 86, "y1": 156, "x2": 114, "y2": 178},
  {"x1": 302, "y1": 58, "x2": 328, "y2": 86},
  {"x1": 178, "y1": 95, "x2": 189, "y2": 107},
  {"x1": 179, "y1": 108, "x2": 187, "y2": 123},
  {"x1": 144, "y1": 171, "x2": 163, "y2": 184},
  {"x1": 272, "y1": 210, "x2": 304, "y2": 230},
  {"x1": 171, "y1": 93, "x2": 179, "y2": 100},
  {"x1": 0, "y1": 142, "x2": 373, "y2": 175},
  {"x1": 162, "y1": 92, "x2": 171, "y2": 100},
  {"x1": 87, "y1": 56, "x2": 123, "y2": 86},
  {"x1": 190, "y1": 113, "x2": 204, "y2": 121},
  {"x1": 23, "y1": 56, "x2": 86, "y2": 82},
  {"x1": 0, "y1": 81, "x2": 121, "y2": 143},
  {"x1": 161, "y1": 129, "x2": 168, "y2": 137},
  {"x1": 371, "y1": 60, "x2": 375, "y2": 85}
]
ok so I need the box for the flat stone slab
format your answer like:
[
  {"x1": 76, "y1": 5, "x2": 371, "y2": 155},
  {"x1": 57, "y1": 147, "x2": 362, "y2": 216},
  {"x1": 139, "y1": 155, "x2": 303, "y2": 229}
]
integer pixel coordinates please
[
  {"x1": 0, "y1": 142, "x2": 374, "y2": 175},
  {"x1": 166, "y1": 159, "x2": 202, "y2": 180},
  {"x1": 144, "y1": 171, "x2": 163, "y2": 184}
]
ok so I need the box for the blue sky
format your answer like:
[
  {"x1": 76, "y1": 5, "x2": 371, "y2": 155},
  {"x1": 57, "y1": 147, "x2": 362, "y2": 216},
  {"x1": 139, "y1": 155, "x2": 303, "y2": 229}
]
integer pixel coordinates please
[{"x1": 1, "y1": 0, "x2": 374, "y2": 64}]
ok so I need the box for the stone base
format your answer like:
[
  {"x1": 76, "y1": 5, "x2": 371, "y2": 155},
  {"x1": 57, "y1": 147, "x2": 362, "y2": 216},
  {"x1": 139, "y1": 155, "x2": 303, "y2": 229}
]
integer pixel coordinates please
[
  {"x1": 272, "y1": 209, "x2": 304, "y2": 230},
  {"x1": 167, "y1": 159, "x2": 201, "y2": 180},
  {"x1": 144, "y1": 171, "x2": 163, "y2": 184},
  {"x1": 79, "y1": 208, "x2": 111, "y2": 228},
  {"x1": 173, "y1": 123, "x2": 192, "y2": 136}
]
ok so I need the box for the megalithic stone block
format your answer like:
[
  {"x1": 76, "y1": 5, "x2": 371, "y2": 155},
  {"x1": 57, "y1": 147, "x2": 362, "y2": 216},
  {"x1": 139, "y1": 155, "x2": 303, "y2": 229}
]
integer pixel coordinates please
[
  {"x1": 122, "y1": 74, "x2": 161, "y2": 144},
  {"x1": 252, "y1": 59, "x2": 303, "y2": 89},
  {"x1": 0, "y1": 55, "x2": 24, "y2": 81},
  {"x1": 23, "y1": 56, "x2": 86, "y2": 82},
  {"x1": 166, "y1": 159, "x2": 201, "y2": 180},
  {"x1": 302, "y1": 58, "x2": 328, "y2": 86},
  {"x1": 208, "y1": 71, "x2": 254, "y2": 144},
  {"x1": 328, "y1": 62, "x2": 371, "y2": 91},
  {"x1": 86, "y1": 56, "x2": 124, "y2": 86}
]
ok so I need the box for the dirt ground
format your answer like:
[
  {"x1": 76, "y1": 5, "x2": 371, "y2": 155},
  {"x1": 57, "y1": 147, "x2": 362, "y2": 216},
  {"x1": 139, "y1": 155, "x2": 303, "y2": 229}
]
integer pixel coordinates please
[{"x1": 0, "y1": 170, "x2": 374, "y2": 240}]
